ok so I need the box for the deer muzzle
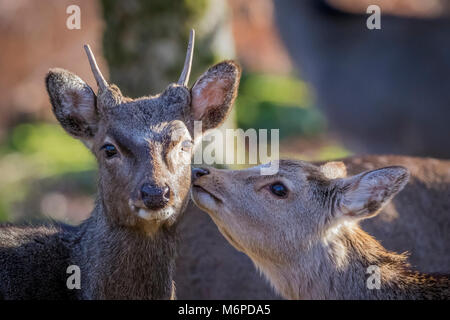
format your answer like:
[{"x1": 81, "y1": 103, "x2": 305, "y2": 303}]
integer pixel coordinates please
[{"x1": 140, "y1": 183, "x2": 171, "y2": 210}]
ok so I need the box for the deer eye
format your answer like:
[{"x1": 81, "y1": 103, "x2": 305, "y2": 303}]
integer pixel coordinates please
[
  {"x1": 181, "y1": 140, "x2": 193, "y2": 152},
  {"x1": 101, "y1": 144, "x2": 118, "y2": 158},
  {"x1": 270, "y1": 183, "x2": 288, "y2": 198}
]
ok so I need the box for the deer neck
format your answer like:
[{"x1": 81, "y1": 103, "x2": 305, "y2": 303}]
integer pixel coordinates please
[
  {"x1": 254, "y1": 224, "x2": 447, "y2": 300},
  {"x1": 76, "y1": 199, "x2": 178, "y2": 299}
]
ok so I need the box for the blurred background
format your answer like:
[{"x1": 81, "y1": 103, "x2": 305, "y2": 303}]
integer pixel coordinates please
[{"x1": 0, "y1": 0, "x2": 449, "y2": 224}]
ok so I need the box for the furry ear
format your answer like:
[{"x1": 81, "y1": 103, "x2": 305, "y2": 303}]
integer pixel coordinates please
[
  {"x1": 320, "y1": 161, "x2": 347, "y2": 179},
  {"x1": 46, "y1": 68, "x2": 99, "y2": 143},
  {"x1": 335, "y1": 166, "x2": 409, "y2": 220},
  {"x1": 190, "y1": 60, "x2": 241, "y2": 132}
]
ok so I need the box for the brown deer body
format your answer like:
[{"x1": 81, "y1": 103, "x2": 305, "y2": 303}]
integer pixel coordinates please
[
  {"x1": 0, "y1": 31, "x2": 242, "y2": 299},
  {"x1": 190, "y1": 160, "x2": 450, "y2": 299}
]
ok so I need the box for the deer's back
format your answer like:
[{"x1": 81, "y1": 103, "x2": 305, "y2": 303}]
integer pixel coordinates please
[
  {"x1": 342, "y1": 155, "x2": 450, "y2": 273},
  {"x1": 0, "y1": 224, "x2": 75, "y2": 299},
  {"x1": 175, "y1": 155, "x2": 450, "y2": 299}
]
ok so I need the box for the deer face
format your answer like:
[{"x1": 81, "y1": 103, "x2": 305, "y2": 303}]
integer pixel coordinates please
[
  {"x1": 45, "y1": 32, "x2": 241, "y2": 233},
  {"x1": 191, "y1": 161, "x2": 409, "y2": 264}
]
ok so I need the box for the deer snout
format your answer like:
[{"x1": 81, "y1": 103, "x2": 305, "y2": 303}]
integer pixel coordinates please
[{"x1": 140, "y1": 183, "x2": 170, "y2": 210}]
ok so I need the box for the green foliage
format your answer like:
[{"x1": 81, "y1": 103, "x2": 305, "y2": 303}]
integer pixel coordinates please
[
  {"x1": 236, "y1": 73, "x2": 325, "y2": 139},
  {"x1": 239, "y1": 73, "x2": 311, "y2": 106},
  {"x1": 0, "y1": 201, "x2": 8, "y2": 222},
  {"x1": 315, "y1": 145, "x2": 351, "y2": 161},
  {"x1": 6, "y1": 123, "x2": 96, "y2": 175},
  {"x1": 0, "y1": 123, "x2": 95, "y2": 221}
]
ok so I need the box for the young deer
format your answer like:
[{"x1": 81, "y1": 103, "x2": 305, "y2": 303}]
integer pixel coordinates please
[
  {"x1": 190, "y1": 160, "x2": 450, "y2": 299},
  {"x1": 0, "y1": 30, "x2": 241, "y2": 299},
  {"x1": 176, "y1": 155, "x2": 450, "y2": 299}
]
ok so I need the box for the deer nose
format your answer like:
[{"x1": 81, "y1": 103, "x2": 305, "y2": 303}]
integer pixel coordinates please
[
  {"x1": 140, "y1": 183, "x2": 170, "y2": 210},
  {"x1": 192, "y1": 167, "x2": 209, "y2": 180}
]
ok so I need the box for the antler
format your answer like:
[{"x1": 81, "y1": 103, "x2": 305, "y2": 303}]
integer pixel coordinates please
[
  {"x1": 83, "y1": 44, "x2": 108, "y2": 91},
  {"x1": 178, "y1": 29, "x2": 195, "y2": 87}
]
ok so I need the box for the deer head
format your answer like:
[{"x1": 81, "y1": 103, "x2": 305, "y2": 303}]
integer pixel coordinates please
[
  {"x1": 45, "y1": 30, "x2": 241, "y2": 234},
  {"x1": 191, "y1": 161, "x2": 409, "y2": 264},
  {"x1": 191, "y1": 161, "x2": 416, "y2": 300}
]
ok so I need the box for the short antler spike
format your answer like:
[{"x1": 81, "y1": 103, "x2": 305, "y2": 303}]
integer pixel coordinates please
[
  {"x1": 178, "y1": 29, "x2": 195, "y2": 87},
  {"x1": 83, "y1": 44, "x2": 108, "y2": 91}
]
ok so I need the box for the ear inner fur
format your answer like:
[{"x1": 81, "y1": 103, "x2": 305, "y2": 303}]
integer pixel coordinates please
[{"x1": 191, "y1": 60, "x2": 241, "y2": 131}]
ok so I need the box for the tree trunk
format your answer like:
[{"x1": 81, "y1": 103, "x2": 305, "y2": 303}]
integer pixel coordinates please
[{"x1": 100, "y1": 0, "x2": 235, "y2": 96}]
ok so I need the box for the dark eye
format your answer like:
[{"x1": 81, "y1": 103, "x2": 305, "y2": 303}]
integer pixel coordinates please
[
  {"x1": 270, "y1": 183, "x2": 288, "y2": 198},
  {"x1": 101, "y1": 144, "x2": 118, "y2": 158}
]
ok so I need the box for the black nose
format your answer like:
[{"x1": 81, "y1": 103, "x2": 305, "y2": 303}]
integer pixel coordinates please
[
  {"x1": 192, "y1": 167, "x2": 209, "y2": 180},
  {"x1": 140, "y1": 183, "x2": 170, "y2": 210}
]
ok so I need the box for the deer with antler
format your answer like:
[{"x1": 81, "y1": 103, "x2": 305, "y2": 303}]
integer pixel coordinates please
[{"x1": 0, "y1": 30, "x2": 241, "y2": 299}]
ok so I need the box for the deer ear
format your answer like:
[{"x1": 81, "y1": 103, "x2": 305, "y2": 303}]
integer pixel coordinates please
[
  {"x1": 46, "y1": 68, "x2": 99, "y2": 142},
  {"x1": 335, "y1": 166, "x2": 409, "y2": 220},
  {"x1": 190, "y1": 60, "x2": 241, "y2": 131}
]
